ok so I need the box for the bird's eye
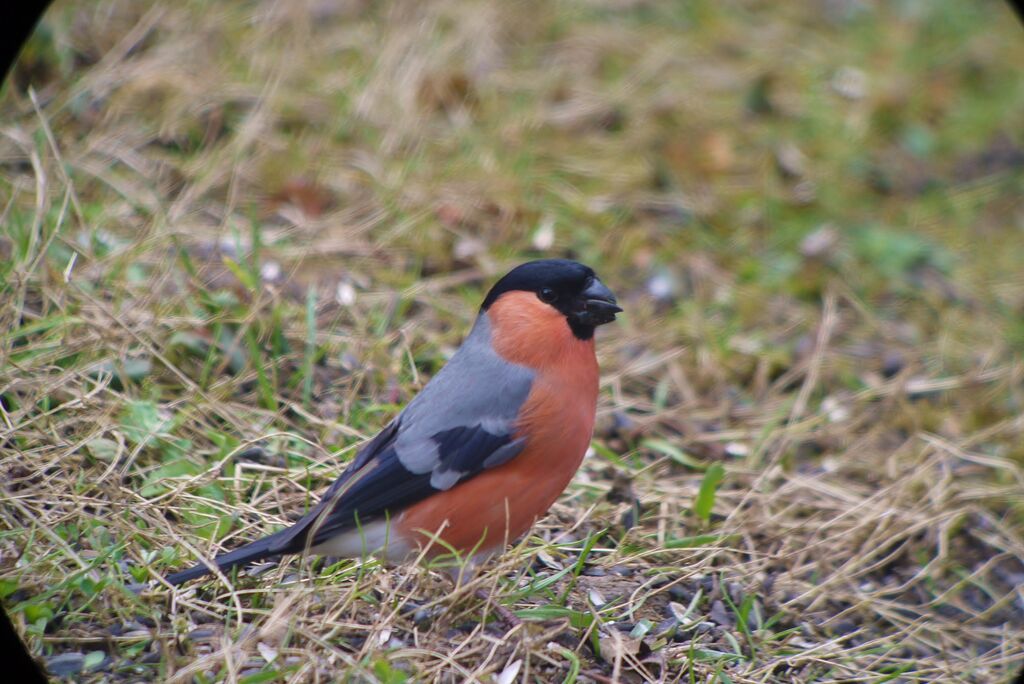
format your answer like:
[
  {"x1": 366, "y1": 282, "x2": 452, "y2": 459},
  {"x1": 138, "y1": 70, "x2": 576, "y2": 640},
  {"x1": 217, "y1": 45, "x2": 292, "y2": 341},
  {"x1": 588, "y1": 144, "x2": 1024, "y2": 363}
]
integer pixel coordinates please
[{"x1": 538, "y1": 287, "x2": 557, "y2": 303}]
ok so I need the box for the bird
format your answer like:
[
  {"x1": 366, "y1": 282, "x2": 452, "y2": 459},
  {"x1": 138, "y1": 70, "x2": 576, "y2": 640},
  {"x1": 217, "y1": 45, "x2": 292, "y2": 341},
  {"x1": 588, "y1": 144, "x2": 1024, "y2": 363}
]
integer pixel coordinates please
[{"x1": 165, "y1": 259, "x2": 620, "y2": 586}]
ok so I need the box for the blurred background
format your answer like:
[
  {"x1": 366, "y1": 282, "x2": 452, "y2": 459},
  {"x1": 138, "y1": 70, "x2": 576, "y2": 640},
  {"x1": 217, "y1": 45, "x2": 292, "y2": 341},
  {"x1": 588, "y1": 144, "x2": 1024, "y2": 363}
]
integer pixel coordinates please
[{"x1": 2, "y1": 1, "x2": 1023, "y2": 681}]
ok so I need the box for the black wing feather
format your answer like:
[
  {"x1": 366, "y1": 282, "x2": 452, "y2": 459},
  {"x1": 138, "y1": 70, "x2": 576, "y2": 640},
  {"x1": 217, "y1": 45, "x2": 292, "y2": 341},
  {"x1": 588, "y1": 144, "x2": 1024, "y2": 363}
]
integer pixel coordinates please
[
  {"x1": 269, "y1": 422, "x2": 522, "y2": 554},
  {"x1": 433, "y1": 425, "x2": 511, "y2": 473}
]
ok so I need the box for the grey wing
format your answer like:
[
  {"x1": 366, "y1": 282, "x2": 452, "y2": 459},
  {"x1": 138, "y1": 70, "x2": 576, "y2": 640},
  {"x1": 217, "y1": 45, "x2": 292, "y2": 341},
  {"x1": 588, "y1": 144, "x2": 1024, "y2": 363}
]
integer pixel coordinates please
[
  {"x1": 391, "y1": 314, "x2": 535, "y2": 480},
  {"x1": 268, "y1": 314, "x2": 535, "y2": 553}
]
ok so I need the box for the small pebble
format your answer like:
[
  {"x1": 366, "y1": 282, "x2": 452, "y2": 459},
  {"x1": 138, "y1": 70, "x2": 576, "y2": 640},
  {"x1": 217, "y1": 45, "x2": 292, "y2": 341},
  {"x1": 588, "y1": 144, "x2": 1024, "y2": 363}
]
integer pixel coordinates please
[
  {"x1": 831, "y1": 619, "x2": 859, "y2": 635},
  {"x1": 667, "y1": 585, "x2": 691, "y2": 601},
  {"x1": 257, "y1": 642, "x2": 278, "y2": 664},
  {"x1": 46, "y1": 653, "x2": 85, "y2": 678},
  {"x1": 694, "y1": 621, "x2": 715, "y2": 635},
  {"x1": 831, "y1": 66, "x2": 868, "y2": 100},
  {"x1": 399, "y1": 600, "x2": 423, "y2": 615},
  {"x1": 800, "y1": 224, "x2": 839, "y2": 259},
  {"x1": 234, "y1": 446, "x2": 268, "y2": 462},
  {"x1": 453, "y1": 236, "x2": 485, "y2": 261},
  {"x1": 611, "y1": 410, "x2": 634, "y2": 433},
  {"x1": 775, "y1": 142, "x2": 807, "y2": 178},
  {"x1": 260, "y1": 260, "x2": 282, "y2": 283},
  {"x1": 667, "y1": 601, "x2": 690, "y2": 623},
  {"x1": 335, "y1": 281, "x2": 357, "y2": 306},
  {"x1": 647, "y1": 270, "x2": 679, "y2": 304},
  {"x1": 724, "y1": 442, "x2": 749, "y2": 458},
  {"x1": 654, "y1": 617, "x2": 678, "y2": 636},
  {"x1": 881, "y1": 351, "x2": 904, "y2": 378},
  {"x1": 821, "y1": 396, "x2": 849, "y2": 423},
  {"x1": 187, "y1": 628, "x2": 216, "y2": 642},
  {"x1": 413, "y1": 606, "x2": 444, "y2": 627},
  {"x1": 792, "y1": 179, "x2": 817, "y2": 203},
  {"x1": 532, "y1": 219, "x2": 556, "y2": 250},
  {"x1": 709, "y1": 600, "x2": 733, "y2": 628}
]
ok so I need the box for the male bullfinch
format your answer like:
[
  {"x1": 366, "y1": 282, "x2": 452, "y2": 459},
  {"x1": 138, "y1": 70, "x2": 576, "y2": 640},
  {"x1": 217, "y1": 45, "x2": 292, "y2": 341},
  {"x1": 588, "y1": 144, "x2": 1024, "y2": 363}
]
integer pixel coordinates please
[{"x1": 165, "y1": 259, "x2": 620, "y2": 585}]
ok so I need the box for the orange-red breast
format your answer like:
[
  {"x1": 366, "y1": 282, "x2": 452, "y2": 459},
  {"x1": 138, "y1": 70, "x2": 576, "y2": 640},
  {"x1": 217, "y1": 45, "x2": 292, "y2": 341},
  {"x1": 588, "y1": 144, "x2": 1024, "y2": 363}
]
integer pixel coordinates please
[{"x1": 166, "y1": 259, "x2": 620, "y2": 585}]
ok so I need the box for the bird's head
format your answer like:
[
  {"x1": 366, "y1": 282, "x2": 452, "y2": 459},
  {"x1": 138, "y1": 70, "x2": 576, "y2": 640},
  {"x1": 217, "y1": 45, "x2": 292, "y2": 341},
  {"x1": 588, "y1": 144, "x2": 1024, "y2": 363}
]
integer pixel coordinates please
[{"x1": 481, "y1": 259, "x2": 621, "y2": 341}]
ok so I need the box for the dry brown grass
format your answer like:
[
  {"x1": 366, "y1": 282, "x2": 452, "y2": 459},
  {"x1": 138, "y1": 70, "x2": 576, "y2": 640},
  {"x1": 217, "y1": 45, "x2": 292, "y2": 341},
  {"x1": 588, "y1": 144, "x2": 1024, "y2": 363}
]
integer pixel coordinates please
[{"x1": 2, "y1": 0, "x2": 1024, "y2": 682}]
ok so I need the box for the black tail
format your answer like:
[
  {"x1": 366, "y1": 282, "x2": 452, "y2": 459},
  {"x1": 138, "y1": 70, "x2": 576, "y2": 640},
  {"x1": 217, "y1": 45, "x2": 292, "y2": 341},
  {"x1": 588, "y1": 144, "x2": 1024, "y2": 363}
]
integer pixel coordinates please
[{"x1": 165, "y1": 528, "x2": 293, "y2": 585}]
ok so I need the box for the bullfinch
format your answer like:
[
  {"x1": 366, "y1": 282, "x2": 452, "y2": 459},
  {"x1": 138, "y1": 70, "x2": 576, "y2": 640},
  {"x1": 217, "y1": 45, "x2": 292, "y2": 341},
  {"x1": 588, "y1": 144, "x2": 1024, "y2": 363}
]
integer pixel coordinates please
[{"x1": 165, "y1": 259, "x2": 620, "y2": 585}]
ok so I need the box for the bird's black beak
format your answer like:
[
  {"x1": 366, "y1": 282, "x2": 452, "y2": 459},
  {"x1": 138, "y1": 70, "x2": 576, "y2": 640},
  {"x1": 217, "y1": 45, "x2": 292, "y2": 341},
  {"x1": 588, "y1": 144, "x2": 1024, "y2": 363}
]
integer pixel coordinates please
[{"x1": 573, "y1": 277, "x2": 622, "y2": 327}]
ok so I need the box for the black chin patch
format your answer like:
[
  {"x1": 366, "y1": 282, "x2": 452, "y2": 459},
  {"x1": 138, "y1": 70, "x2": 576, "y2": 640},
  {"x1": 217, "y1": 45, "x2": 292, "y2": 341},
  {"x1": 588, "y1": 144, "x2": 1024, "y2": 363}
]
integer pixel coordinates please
[{"x1": 568, "y1": 318, "x2": 595, "y2": 340}]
